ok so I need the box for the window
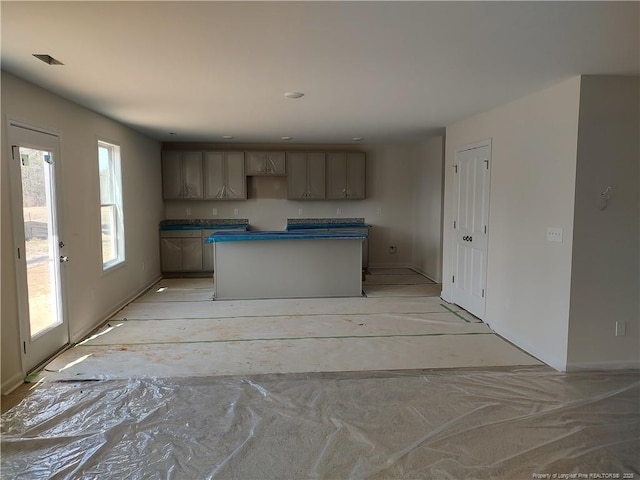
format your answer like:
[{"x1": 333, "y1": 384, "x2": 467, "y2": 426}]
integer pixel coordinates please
[{"x1": 98, "y1": 141, "x2": 124, "y2": 270}]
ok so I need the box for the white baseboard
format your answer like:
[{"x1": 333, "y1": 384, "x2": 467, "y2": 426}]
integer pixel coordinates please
[
  {"x1": 1, "y1": 371, "x2": 26, "y2": 395},
  {"x1": 70, "y1": 275, "x2": 162, "y2": 344},
  {"x1": 368, "y1": 262, "x2": 414, "y2": 270},
  {"x1": 409, "y1": 265, "x2": 440, "y2": 284},
  {"x1": 566, "y1": 360, "x2": 640, "y2": 372}
]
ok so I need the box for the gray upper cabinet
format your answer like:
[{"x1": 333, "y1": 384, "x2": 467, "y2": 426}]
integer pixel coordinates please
[
  {"x1": 162, "y1": 151, "x2": 204, "y2": 199},
  {"x1": 326, "y1": 152, "x2": 366, "y2": 199},
  {"x1": 287, "y1": 152, "x2": 326, "y2": 200},
  {"x1": 246, "y1": 151, "x2": 286, "y2": 176},
  {"x1": 203, "y1": 152, "x2": 246, "y2": 200}
]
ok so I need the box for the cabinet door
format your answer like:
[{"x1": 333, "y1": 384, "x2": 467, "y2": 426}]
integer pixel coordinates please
[
  {"x1": 307, "y1": 153, "x2": 326, "y2": 199},
  {"x1": 326, "y1": 152, "x2": 348, "y2": 199},
  {"x1": 203, "y1": 152, "x2": 225, "y2": 199},
  {"x1": 182, "y1": 238, "x2": 203, "y2": 271},
  {"x1": 264, "y1": 152, "x2": 286, "y2": 175},
  {"x1": 182, "y1": 152, "x2": 203, "y2": 199},
  {"x1": 160, "y1": 238, "x2": 182, "y2": 272},
  {"x1": 246, "y1": 151, "x2": 286, "y2": 175},
  {"x1": 346, "y1": 152, "x2": 365, "y2": 199},
  {"x1": 162, "y1": 151, "x2": 183, "y2": 199},
  {"x1": 286, "y1": 152, "x2": 308, "y2": 199},
  {"x1": 225, "y1": 152, "x2": 246, "y2": 199},
  {"x1": 245, "y1": 152, "x2": 266, "y2": 175}
]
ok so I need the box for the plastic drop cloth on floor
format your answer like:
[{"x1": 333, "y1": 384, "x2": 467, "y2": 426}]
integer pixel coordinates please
[{"x1": 1, "y1": 367, "x2": 638, "y2": 480}]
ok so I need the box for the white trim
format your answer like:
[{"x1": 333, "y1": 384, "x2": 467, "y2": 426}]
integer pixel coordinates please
[
  {"x1": 409, "y1": 265, "x2": 440, "y2": 284},
  {"x1": 69, "y1": 274, "x2": 162, "y2": 344},
  {"x1": 368, "y1": 263, "x2": 416, "y2": 270},
  {"x1": 450, "y1": 138, "x2": 492, "y2": 320},
  {"x1": 7, "y1": 119, "x2": 70, "y2": 376},
  {"x1": 566, "y1": 361, "x2": 640, "y2": 372},
  {"x1": 1, "y1": 371, "x2": 26, "y2": 395}
]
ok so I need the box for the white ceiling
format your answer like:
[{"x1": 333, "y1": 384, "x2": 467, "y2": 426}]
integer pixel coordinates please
[{"x1": 2, "y1": 1, "x2": 638, "y2": 144}]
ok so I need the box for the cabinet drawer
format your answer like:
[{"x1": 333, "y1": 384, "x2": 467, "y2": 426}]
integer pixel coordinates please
[{"x1": 160, "y1": 230, "x2": 202, "y2": 238}]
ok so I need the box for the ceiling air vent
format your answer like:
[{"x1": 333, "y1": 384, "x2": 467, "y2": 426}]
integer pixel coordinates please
[{"x1": 32, "y1": 54, "x2": 64, "y2": 65}]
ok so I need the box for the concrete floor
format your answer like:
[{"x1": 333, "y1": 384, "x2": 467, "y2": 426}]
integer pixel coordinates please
[
  {"x1": 30, "y1": 270, "x2": 538, "y2": 382},
  {"x1": 2, "y1": 269, "x2": 637, "y2": 478}
]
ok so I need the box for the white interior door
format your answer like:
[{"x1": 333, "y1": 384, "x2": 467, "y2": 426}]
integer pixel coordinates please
[
  {"x1": 8, "y1": 121, "x2": 69, "y2": 374},
  {"x1": 452, "y1": 141, "x2": 491, "y2": 318}
]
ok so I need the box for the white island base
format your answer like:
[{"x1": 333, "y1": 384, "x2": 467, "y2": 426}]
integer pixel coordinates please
[{"x1": 213, "y1": 237, "x2": 363, "y2": 300}]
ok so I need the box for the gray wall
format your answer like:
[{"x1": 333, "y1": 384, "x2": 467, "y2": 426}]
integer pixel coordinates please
[
  {"x1": 1, "y1": 73, "x2": 164, "y2": 392},
  {"x1": 567, "y1": 76, "x2": 640, "y2": 369},
  {"x1": 443, "y1": 77, "x2": 582, "y2": 371},
  {"x1": 411, "y1": 136, "x2": 445, "y2": 282}
]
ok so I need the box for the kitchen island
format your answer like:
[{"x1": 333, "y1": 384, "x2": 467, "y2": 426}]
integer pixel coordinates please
[{"x1": 206, "y1": 230, "x2": 367, "y2": 300}]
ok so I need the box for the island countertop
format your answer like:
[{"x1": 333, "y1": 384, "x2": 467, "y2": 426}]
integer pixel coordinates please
[{"x1": 205, "y1": 230, "x2": 367, "y2": 243}]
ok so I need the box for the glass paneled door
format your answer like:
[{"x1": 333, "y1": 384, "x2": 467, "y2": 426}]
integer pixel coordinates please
[{"x1": 9, "y1": 121, "x2": 69, "y2": 374}]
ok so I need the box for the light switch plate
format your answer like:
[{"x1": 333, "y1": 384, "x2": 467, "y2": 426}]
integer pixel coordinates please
[
  {"x1": 546, "y1": 227, "x2": 563, "y2": 243},
  {"x1": 212, "y1": 208, "x2": 217, "y2": 216},
  {"x1": 233, "y1": 209, "x2": 238, "y2": 215}
]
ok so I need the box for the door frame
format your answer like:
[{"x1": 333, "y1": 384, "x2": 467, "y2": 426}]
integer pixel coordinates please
[
  {"x1": 7, "y1": 117, "x2": 70, "y2": 375},
  {"x1": 451, "y1": 139, "x2": 492, "y2": 319}
]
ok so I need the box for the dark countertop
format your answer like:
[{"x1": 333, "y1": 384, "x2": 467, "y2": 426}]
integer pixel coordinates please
[
  {"x1": 160, "y1": 219, "x2": 249, "y2": 231},
  {"x1": 286, "y1": 217, "x2": 371, "y2": 230},
  {"x1": 205, "y1": 230, "x2": 368, "y2": 243},
  {"x1": 286, "y1": 223, "x2": 371, "y2": 230}
]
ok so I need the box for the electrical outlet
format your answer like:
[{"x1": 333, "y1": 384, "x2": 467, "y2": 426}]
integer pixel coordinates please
[
  {"x1": 337, "y1": 208, "x2": 342, "y2": 215},
  {"x1": 298, "y1": 209, "x2": 303, "y2": 215},
  {"x1": 546, "y1": 227, "x2": 563, "y2": 243},
  {"x1": 212, "y1": 208, "x2": 217, "y2": 216},
  {"x1": 615, "y1": 320, "x2": 626, "y2": 337},
  {"x1": 389, "y1": 246, "x2": 397, "y2": 254},
  {"x1": 186, "y1": 207, "x2": 192, "y2": 216},
  {"x1": 233, "y1": 208, "x2": 238, "y2": 215}
]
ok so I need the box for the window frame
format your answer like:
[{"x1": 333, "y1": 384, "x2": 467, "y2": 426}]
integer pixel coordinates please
[{"x1": 97, "y1": 140, "x2": 125, "y2": 271}]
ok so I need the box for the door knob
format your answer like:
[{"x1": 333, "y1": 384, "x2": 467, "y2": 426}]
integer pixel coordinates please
[{"x1": 60, "y1": 255, "x2": 69, "y2": 263}]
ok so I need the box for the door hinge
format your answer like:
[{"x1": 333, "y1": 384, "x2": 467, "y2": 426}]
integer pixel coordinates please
[
  {"x1": 484, "y1": 159, "x2": 489, "y2": 169},
  {"x1": 482, "y1": 289, "x2": 485, "y2": 298},
  {"x1": 484, "y1": 225, "x2": 487, "y2": 234},
  {"x1": 452, "y1": 275, "x2": 455, "y2": 283},
  {"x1": 454, "y1": 165, "x2": 458, "y2": 173},
  {"x1": 17, "y1": 247, "x2": 21, "y2": 259},
  {"x1": 454, "y1": 220, "x2": 456, "y2": 229},
  {"x1": 23, "y1": 342, "x2": 27, "y2": 354}
]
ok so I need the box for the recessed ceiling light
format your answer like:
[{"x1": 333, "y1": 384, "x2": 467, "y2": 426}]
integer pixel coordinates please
[
  {"x1": 352, "y1": 137, "x2": 363, "y2": 141},
  {"x1": 222, "y1": 135, "x2": 234, "y2": 139},
  {"x1": 284, "y1": 92, "x2": 304, "y2": 99},
  {"x1": 281, "y1": 136, "x2": 293, "y2": 140},
  {"x1": 33, "y1": 54, "x2": 64, "y2": 65}
]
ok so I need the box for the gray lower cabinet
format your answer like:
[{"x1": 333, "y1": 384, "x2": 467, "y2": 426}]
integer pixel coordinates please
[
  {"x1": 204, "y1": 152, "x2": 246, "y2": 200},
  {"x1": 162, "y1": 151, "x2": 204, "y2": 200},
  {"x1": 287, "y1": 152, "x2": 326, "y2": 200},
  {"x1": 326, "y1": 152, "x2": 365, "y2": 199},
  {"x1": 160, "y1": 230, "x2": 203, "y2": 272}
]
